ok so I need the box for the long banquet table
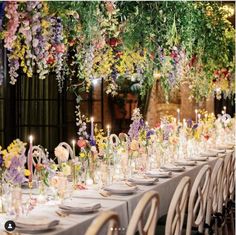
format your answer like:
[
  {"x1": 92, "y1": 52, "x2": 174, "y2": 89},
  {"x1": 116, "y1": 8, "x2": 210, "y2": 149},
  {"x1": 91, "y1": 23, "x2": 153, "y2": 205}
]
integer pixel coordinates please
[{"x1": 0, "y1": 156, "x2": 223, "y2": 235}]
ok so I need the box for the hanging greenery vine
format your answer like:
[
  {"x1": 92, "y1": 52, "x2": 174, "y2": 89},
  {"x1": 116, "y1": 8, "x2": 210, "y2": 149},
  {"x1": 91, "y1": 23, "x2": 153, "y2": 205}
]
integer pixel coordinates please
[{"x1": 0, "y1": 1, "x2": 235, "y2": 103}]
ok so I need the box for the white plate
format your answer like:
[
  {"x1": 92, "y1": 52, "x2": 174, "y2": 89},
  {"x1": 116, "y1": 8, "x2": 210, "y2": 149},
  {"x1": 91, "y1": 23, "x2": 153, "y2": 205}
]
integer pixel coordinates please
[
  {"x1": 59, "y1": 201, "x2": 101, "y2": 213},
  {"x1": 15, "y1": 216, "x2": 59, "y2": 232},
  {"x1": 200, "y1": 151, "x2": 218, "y2": 157},
  {"x1": 189, "y1": 156, "x2": 208, "y2": 161},
  {"x1": 161, "y1": 164, "x2": 185, "y2": 172},
  {"x1": 128, "y1": 176, "x2": 157, "y2": 185},
  {"x1": 103, "y1": 184, "x2": 138, "y2": 195},
  {"x1": 175, "y1": 160, "x2": 196, "y2": 166},
  {"x1": 145, "y1": 170, "x2": 172, "y2": 178}
]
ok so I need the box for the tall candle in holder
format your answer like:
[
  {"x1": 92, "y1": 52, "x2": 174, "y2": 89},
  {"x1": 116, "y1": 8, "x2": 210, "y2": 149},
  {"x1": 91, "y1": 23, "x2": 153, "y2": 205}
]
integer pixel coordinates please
[
  {"x1": 197, "y1": 114, "x2": 201, "y2": 123},
  {"x1": 28, "y1": 135, "x2": 33, "y2": 184},
  {"x1": 223, "y1": 106, "x2": 226, "y2": 113},
  {"x1": 90, "y1": 117, "x2": 94, "y2": 140},
  {"x1": 107, "y1": 125, "x2": 110, "y2": 137},
  {"x1": 72, "y1": 139, "x2": 76, "y2": 157},
  {"x1": 177, "y1": 109, "x2": 180, "y2": 124},
  {"x1": 195, "y1": 109, "x2": 198, "y2": 123}
]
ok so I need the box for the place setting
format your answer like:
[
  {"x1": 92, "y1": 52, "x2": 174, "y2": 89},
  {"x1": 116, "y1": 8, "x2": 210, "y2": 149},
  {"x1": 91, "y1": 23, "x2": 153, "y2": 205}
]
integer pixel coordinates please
[{"x1": 14, "y1": 216, "x2": 60, "y2": 234}]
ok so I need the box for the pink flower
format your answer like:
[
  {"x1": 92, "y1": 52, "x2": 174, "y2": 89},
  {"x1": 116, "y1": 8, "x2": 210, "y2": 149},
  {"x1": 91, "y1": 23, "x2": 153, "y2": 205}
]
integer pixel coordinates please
[
  {"x1": 77, "y1": 138, "x2": 87, "y2": 148},
  {"x1": 55, "y1": 44, "x2": 65, "y2": 53}
]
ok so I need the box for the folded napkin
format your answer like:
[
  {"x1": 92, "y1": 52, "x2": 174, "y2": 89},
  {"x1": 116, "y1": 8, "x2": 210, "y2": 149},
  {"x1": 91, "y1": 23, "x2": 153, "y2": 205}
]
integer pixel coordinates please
[
  {"x1": 59, "y1": 201, "x2": 101, "y2": 213},
  {"x1": 200, "y1": 151, "x2": 218, "y2": 157},
  {"x1": 16, "y1": 216, "x2": 59, "y2": 230},
  {"x1": 104, "y1": 183, "x2": 138, "y2": 194},
  {"x1": 175, "y1": 160, "x2": 196, "y2": 166},
  {"x1": 161, "y1": 164, "x2": 185, "y2": 172},
  {"x1": 128, "y1": 175, "x2": 157, "y2": 185},
  {"x1": 146, "y1": 170, "x2": 172, "y2": 178},
  {"x1": 189, "y1": 156, "x2": 208, "y2": 161}
]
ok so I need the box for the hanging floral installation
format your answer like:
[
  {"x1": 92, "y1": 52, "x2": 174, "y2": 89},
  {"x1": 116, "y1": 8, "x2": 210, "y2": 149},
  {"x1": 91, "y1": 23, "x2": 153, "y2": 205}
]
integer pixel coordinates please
[
  {"x1": 0, "y1": 3, "x2": 3, "y2": 86},
  {"x1": 0, "y1": 1, "x2": 235, "y2": 102}
]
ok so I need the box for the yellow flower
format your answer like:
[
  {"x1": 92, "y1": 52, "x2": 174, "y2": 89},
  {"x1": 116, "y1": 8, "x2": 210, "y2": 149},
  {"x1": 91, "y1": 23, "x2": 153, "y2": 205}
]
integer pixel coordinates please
[
  {"x1": 24, "y1": 169, "x2": 31, "y2": 176},
  {"x1": 42, "y1": 19, "x2": 49, "y2": 29},
  {"x1": 80, "y1": 152, "x2": 86, "y2": 158}
]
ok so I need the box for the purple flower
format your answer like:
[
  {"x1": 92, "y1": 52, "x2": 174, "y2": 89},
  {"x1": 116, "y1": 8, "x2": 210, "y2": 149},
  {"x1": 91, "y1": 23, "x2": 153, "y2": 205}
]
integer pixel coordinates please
[
  {"x1": 187, "y1": 119, "x2": 192, "y2": 128},
  {"x1": 90, "y1": 139, "x2": 96, "y2": 146},
  {"x1": 0, "y1": 155, "x2": 3, "y2": 165},
  {"x1": 146, "y1": 130, "x2": 155, "y2": 139}
]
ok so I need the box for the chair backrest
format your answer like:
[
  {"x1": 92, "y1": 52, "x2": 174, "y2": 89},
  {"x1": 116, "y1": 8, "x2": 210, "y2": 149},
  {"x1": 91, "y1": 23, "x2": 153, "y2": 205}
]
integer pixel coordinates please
[
  {"x1": 58, "y1": 142, "x2": 74, "y2": 159},
  {"x1": 221, "y1": 152, "x2": 233, "y2": 207},
  {"x1": 205, "y1": 158, "x2": 224, "y2": 227},
  {"x1": 186, "y1": 165, "x2": 211, "y2": 235},
  {"x1": 165, "y1": 176, "x2": 191, "y2": 235},
  {"x1": 126, "y1": 191, "x2": 160, "y2": 235},
  {"x1": 229, "y1": 151, "x2": 235, "y2": 200},
  {"x1": 85, "y1": 211, "x2": 120, "y2": 235},
  {"x1": 27, "y1": 145, "x2": 47, "y2": 172}
]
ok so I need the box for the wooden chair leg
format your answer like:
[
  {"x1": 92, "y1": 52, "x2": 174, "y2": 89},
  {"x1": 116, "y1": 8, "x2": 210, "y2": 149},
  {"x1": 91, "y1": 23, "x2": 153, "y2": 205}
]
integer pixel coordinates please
[
  {"x1": 224, "y1": 223, "x2": 228, "y2": 235},
  {"x1": 230, "y1": 212, "x2": 235, "y2": 235}
]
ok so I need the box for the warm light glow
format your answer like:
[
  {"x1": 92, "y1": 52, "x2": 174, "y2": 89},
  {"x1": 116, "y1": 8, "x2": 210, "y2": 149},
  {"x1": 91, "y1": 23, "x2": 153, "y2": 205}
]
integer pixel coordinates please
[
  {"x1": 92, "y1": 79, "x2": 98, "y2": 86},
  {"x1": 145, "y1": 121, "x2": 148, "y2": 126},
  {"x1": 198, "y1": 114, "x2": 201, "y2": 118},
  {"x1": 177, "y1": 109, "x2": 180, "y2": 113},
  {"x1": 195, "y1": 109, "x2": 198, "y2": 114},
  {"x1": 221, "y1": 110, "x2": 225, "y2": 115},
  {"x1": 91, "y1": 117, "x2": 94, "y2": 122},
  {"x1": 107, "y1": 125, "x2": 110, "y2": 130},
  {"x1": 29, "y1": 135, "x2": 33, "y2": 144},
  {"x1": 72, "y1": 139, "x2": 76, "y2": 146}
]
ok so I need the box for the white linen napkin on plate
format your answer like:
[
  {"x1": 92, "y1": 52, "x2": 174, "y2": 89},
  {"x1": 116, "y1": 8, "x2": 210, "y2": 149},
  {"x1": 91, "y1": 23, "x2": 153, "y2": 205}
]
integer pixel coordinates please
[{"x1": 59, "y1": 201, "x2": 101, "y2": 213}]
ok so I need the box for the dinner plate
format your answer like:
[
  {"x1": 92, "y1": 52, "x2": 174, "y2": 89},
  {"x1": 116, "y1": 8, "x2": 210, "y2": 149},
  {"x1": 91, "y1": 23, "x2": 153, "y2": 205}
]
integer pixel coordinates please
[
  {"x1": 103, "y1": 184, "x2": 138, "y2": 195},
  {"x1": 161, "y1": 164, "x2": 185, "y2": 172},
  {"x1": 15, "y1": 216, "x2": 59, "y2": 233},
  {"x1": 145, "y1": 170, "x2": 172, "y2": 178},
  {"x1": 59, "y1": 201, "x2": 101, "y2": 213},
  {"x1": 175, "y1": 160, "x2": 197, "y2": 166},
  {"x1": 200, "y1": 151, "x2": 218, "y2": 157},
  {"x1": 128, "y1": 176, "x2": 157, "y2": 185},
  {"x1": 189, "y1": 156, "x2": 208, "y2": 161}
]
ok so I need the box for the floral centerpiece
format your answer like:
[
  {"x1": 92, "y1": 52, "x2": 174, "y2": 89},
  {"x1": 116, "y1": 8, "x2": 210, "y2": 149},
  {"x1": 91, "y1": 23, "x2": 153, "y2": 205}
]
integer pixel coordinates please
[{"x1": 1, "y1": 139, "x2": 28, "y2": 186}]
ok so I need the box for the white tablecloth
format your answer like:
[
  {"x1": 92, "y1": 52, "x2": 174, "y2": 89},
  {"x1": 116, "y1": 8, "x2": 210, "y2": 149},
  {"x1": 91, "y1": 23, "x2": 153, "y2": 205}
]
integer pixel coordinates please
[{"x1": 0, "y1": 156, "x2": 221, "y2": 235}]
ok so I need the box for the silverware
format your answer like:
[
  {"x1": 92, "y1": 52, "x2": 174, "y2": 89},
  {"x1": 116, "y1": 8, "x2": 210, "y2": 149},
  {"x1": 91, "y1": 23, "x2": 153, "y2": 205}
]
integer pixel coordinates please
[
  {"x1": 56, "y1": 210, "x2": 69, "y2": 217},
  {"x1": 99, "y1": 190, "x2": 111, "y2": 197}
]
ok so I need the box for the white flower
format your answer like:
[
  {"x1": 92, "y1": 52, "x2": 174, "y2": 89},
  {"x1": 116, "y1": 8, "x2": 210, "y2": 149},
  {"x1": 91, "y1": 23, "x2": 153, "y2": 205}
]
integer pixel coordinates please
[
  {"x1": 54, "y1": 146, "x2": 69, "y2": 162},
  {"x1": 91, "y1": 146, "x2": 97, "y2": 153}
]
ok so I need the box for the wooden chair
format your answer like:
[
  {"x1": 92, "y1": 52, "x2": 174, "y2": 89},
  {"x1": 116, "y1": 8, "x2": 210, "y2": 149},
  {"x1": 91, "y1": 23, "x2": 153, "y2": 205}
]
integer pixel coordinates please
[
  {"x1": 228, "y1": 150, "x2": 235, "y2": 235},
  {"x1": 185, "y1": 165, "x2": 211, "y2": 235},
  {"x1": 85, "y1": 211, "x2": 120, "y2": 235},
  {"x1": 156, "y1": 176, "x2": 191, "y2": 235},
  {"x1": 205, "y1": 158, "x2": 224, "y2": 235},
  {"x1": 126, "y1": 191, "x2": 160, "y2": 235}
]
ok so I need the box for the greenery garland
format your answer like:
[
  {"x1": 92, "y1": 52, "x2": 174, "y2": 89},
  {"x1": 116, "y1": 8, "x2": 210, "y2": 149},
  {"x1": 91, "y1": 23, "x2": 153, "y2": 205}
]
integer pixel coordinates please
[{"x1": 0, "y1": 1, "x2": 235, "y2": 104}]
